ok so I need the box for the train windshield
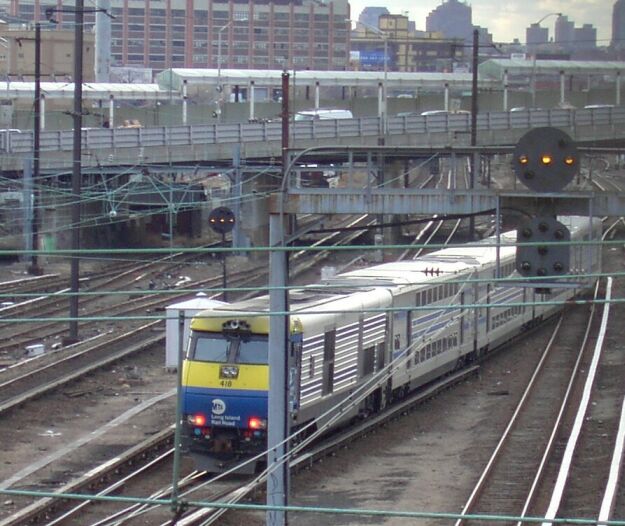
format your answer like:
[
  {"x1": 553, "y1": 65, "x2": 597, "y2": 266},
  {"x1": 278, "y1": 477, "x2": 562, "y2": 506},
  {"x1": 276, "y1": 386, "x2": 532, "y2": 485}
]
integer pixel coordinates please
[{"x1": 189, "y1": 332, "x2": 268, "y2": 364}]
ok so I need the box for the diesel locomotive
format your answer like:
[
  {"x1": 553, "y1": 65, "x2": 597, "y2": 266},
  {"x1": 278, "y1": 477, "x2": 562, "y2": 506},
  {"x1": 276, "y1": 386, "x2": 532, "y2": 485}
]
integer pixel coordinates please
[{"x1": 181, "y1": 217, "x2": 602, "y2": 473}]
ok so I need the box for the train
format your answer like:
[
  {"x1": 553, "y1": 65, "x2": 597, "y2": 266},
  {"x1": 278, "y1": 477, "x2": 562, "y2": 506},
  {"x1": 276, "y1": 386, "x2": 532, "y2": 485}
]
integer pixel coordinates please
[{"x1": 180, "y1": 216, "x2": 602, "y2": 473}]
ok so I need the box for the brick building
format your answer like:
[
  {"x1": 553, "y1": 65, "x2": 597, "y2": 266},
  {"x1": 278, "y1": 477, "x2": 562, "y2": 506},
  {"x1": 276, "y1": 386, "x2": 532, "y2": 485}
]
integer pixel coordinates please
[{"x1": 0, "y1": 0, "x2": 351, "y2": 71}]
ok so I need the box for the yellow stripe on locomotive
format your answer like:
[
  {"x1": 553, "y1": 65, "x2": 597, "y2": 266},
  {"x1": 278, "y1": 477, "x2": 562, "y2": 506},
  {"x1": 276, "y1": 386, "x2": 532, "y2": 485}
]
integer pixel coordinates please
[{"x1": 182, "y1": 360, "x2": 269, "y2": 391}]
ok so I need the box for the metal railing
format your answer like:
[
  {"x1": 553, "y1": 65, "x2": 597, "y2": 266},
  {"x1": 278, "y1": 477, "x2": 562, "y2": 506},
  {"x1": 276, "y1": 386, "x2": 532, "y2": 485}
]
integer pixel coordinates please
[{"x1": 1, "y1": 107, "x2": 623, "y2": 154}]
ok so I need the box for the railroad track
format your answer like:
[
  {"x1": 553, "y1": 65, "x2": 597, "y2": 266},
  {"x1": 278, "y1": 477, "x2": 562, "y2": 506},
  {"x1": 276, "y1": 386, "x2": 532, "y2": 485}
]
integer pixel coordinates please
[
  {"x1": 0, "y1": 364, "x2": 479, "y2": 526},
  {"x1": 453, "y1": 222, "x2": 623, "y2": 526}
]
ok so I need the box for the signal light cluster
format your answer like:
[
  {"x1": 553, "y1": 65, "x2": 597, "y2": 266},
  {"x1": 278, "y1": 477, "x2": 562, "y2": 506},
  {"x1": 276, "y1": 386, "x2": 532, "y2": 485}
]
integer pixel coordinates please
[{"x1": 512, "y1": 127, "x2": 579, "y2": 192}]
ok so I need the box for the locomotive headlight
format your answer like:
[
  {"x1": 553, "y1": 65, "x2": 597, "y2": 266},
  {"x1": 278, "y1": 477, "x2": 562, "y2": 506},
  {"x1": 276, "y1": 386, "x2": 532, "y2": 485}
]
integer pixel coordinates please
[
  {"x1": 188, "y1": 413, "x2": 207, "y2": 427},
  {"x1": 220, "y1": 365, "x2": 239, "y2": 379},
  {"x1": 248, "y1": 417, "x2": 267, "y2": 430}
]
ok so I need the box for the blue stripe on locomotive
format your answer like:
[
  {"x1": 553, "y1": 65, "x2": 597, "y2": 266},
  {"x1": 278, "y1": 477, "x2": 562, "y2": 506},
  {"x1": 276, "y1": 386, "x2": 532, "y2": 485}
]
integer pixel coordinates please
[{"x1": 182, "y1": 386, "x2": 268, "y2": 429}]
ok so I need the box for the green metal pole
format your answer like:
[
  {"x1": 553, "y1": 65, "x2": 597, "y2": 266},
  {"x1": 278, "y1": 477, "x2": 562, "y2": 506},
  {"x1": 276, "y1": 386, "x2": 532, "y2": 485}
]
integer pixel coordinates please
[{"x1": 171, "y1": 310, "x2": 185, "y2": 513}]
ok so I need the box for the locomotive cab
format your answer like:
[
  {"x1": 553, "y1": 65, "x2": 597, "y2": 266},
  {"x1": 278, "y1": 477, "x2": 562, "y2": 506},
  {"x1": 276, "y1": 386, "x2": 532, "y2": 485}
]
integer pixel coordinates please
[{"x1": 182, "y1": 317, "x2": 270, "y2": 473}]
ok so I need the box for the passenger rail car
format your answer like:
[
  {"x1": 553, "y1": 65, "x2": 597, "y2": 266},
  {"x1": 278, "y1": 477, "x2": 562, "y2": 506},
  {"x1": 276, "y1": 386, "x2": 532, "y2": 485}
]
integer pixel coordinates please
[{"x1": 181, "y1": 217, "x2": 602, "y2": 473}]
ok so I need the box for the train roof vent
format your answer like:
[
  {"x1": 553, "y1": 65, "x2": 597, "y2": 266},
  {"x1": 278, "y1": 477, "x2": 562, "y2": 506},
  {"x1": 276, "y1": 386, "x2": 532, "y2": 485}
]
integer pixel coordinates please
[{"x1": 419, "y1": 254, "x2": 481, "y2": 265}]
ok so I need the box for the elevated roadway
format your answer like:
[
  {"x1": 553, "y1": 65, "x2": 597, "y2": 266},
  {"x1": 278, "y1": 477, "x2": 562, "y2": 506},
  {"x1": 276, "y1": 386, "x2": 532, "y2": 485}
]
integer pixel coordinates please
[{"x1": 1, "y1": 107, "x2": 624, "y2": 172}]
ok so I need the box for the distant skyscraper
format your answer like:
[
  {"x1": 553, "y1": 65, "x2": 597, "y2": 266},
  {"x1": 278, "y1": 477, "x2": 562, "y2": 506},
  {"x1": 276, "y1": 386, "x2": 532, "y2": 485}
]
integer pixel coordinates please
[
  {"x1": 426, "y1": 0, "x2": 473, "y2": 42},
  {"x1": 359, "y1": 6, "x2": 390, "y2": 30},
  {"x1": 555, "y1": 15, "x2": 575, "y2": 47},
  {"x1": 574, "y1": 24, "x2": 597, "y2": 50},
  {"x1": 554, "y1": 15, "x2": 597, "y2": 52},
  {"x1": 613, "y1": 0, "x2": 625, "y2": 48},
  {"x1": 526, "y1": 23, "x2": 548, "y2": 54}
]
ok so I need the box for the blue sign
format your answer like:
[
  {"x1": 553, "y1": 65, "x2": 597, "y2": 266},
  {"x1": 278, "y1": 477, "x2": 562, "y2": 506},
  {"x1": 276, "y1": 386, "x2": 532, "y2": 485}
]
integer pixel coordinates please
[{"x1": 359, "y1": 50, "x2": 387, "y2": 66}]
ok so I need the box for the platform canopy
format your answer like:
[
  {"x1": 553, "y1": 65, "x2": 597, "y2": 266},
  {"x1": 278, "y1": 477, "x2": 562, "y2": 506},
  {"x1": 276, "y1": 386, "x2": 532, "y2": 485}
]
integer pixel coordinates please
[
  {"x1": 0, "y1": 81, "x2": 176, "y2": 101},
  {"x1": 479, "y1": 58, "x2": 625, "y2": 80},
  {"x1": 156, "y1": 68, "x2": 500, "y2": 91}
]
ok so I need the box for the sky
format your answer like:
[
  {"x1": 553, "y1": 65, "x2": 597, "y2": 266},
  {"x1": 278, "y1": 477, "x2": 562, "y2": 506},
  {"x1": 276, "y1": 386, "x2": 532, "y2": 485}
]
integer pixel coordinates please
[{"x1": 348, "y1": 0, "x2": 613, "y2": 45}]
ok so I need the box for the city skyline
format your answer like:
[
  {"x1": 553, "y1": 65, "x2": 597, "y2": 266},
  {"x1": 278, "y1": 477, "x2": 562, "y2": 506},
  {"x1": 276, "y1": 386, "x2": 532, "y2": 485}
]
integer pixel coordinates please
[{"x1": 350, "y1": 0, "x2": 611, "y2": 44}]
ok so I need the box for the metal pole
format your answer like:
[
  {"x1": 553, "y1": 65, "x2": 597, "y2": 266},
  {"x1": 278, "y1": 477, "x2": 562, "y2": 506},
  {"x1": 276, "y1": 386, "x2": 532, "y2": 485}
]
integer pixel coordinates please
[
  {"x1": 28, "y1": 22, "x2": 42, "y2": 275},
  {"x1": 171, "y1": 310, "x2": 185, "y2": 513},
  {"x1": 503, "y1": 69, "x2": 508, "y2": 111},
  {"x1": 267, "y1": 213, "x2": 289, "y2": 526},
  {"x1": 94, "y1": 0, "x2": 111, "y2": 82},
  {"x1": 221, "y1": 232, "x2": 227, "y2": 302},
  {"x1": 281, "y1": 72, "x2": 289, "y2": 162},
  {"x1": 531, "y1": 54, "x2": 537, "y2": 108},
  {"x1": 69, "y1": 0, "x2": 84, "y2": 342},
  {"x1": 383, "y1": 35, "x2": 388, "y2": 134},
  {"x1": 469, "y1": 29, "x2": 478, "y2": 241},
  {"x1": 182, "y1": 79, "x2": 187, "y2": 124},
  {"x1": 217, "y1": 21, "x2": 232, "y2": 123}
]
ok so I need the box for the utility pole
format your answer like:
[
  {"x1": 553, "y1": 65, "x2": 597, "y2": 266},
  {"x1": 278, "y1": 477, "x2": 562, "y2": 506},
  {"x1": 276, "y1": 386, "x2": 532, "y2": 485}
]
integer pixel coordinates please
[
  {"x1": 69, "y1": 0, "x2": 85, "y2": 342},
  {"x1": 94, "y1": 0, "x2": 111, "y2": 82},
  {"x1": 469, "y1": 29, "x2": 478, "y2": 241},
  {"x1": 28, "y1": 22, "x2": 42, "y2": 275}
]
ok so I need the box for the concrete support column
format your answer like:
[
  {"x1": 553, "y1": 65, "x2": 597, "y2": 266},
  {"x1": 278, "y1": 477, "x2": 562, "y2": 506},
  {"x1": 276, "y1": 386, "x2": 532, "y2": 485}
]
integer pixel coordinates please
[
  {"x1": 22, "y1": 157, "x2": 33, "y2": 259},
  {"x1": 314, "y1": 81, "x2": 320, "y2": 110},
  {"x1": 617, "y1": 71, "x2": 621, "y2": 106},
  {"x1": 249, "y1": 80, "x2": 255, "y2": 121},
  {"x1": 109, "y1": 94, "x2": 115, "y2": 128},
  {"x1": 40, "y1": 94, "x2": 46, "y2": 130},
  {"x1": 381, "y1": 159, "x2": 406, "y2": 250},
  {"x1": 444, "y1": 83, "x2": 449, "y2": 111},
  {"x1": 560, "y1": 70, "x2": 565, "y2": 106},
  {"x1": 377, "y1": 82, "x2": 383, "y2": 118}
]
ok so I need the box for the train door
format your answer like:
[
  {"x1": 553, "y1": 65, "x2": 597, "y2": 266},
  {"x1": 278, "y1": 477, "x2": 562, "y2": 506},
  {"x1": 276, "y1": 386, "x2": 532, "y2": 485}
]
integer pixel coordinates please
[
  {"x1": 288, "y1": 336, "x2": 302, "y2": 414},
  {"x1": 392, "y1": 305, "x2": 409, "y2": 385}
]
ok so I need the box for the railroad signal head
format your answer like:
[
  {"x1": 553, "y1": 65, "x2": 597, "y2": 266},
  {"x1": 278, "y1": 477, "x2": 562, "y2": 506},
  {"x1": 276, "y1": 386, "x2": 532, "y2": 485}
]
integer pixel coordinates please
[
  {"x1": 208, "y1": 206, "x2": 235, "y2": 234},
  {"x1": 513, "y1": 127, "x2": 579, "y2": 192},
  {"x1": 516, "y1": 216, "x2": 570, "y2": 281}
]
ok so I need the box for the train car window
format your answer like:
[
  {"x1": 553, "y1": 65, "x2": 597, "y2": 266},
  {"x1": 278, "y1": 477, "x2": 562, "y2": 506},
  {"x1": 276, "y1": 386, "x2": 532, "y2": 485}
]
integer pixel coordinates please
[
  {"x1": 189, "y1": 333, "x2": 229, "y2": 362},
  {"x1": 420, "y1": 348, "x2": 426, "y2": 362}
]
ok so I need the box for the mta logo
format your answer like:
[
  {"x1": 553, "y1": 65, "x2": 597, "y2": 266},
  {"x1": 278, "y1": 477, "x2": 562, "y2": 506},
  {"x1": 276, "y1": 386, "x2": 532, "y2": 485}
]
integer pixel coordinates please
[{"x1": 212, "y1": 399, "x2": 226, "y2": 415}]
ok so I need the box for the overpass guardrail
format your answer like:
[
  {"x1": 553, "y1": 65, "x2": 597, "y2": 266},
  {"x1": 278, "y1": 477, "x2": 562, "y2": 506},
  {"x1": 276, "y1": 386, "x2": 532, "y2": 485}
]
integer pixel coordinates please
[{"x1": 1, "y1": 106, "x2": 623, "y2": 158}]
